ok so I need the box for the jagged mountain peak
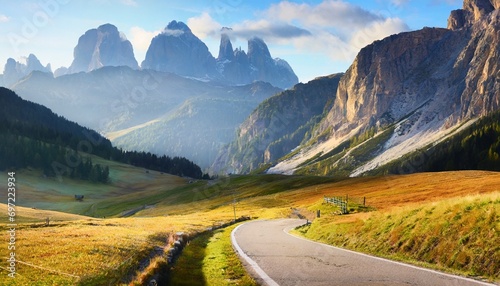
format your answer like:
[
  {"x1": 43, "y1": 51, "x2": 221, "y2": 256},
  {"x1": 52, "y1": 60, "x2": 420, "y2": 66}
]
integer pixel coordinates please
[
  {"x1": 218, "y1": 29, "x2": 234, "y2": 61},
  {"x1": 142, "y1": 21, "x2": 298, "y2": 89},
  {"x1": 2, "y1": 54, "x2": 52, "y2": 87},
  {"x1": 141, "y1": 20, "x2": 216, "y2": 78},
  {"x1": 165, "y1": 20, "x2": 191, "y2": 33},
  {"x1": 248, "y1": 37, "x2": 272, "y2": 60},
  {"x1": 97, "y1": 23, "x2": 119, "y2": 33},
  {"x1": 67, "y1": 23, "x2": 139, "y2": 74},
  {"x1": 448, "y1": 0, "x2": 498, "y2": 29}
]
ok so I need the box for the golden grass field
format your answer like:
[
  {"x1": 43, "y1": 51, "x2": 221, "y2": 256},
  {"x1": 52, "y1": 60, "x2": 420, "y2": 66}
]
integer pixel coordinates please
[{"x1": 0, "y1": 169, "x2": 499, "y2": 285}]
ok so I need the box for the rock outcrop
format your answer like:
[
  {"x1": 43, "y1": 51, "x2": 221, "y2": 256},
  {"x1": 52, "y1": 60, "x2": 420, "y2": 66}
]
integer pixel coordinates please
[
  {"x1": 141, "y1": 21, "x2": 217, "y2": 79},
  {"x1": 448, "y1": 0, "x2": 498, "y2": 29},
  {"x1": 2, "y1": 54, "x2": 52, "y2": 87},
  {"x1": 68, "y1": 23, "x2": 139, "y2": 74}
]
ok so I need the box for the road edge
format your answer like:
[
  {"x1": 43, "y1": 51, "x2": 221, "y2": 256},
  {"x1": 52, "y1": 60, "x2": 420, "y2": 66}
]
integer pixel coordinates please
[
  {"x1": 231, "y1": 221, "x2": 279, "y2": 286},
  {"x1": 285, "y1": 222, "x2": 497, "y2": 286}
]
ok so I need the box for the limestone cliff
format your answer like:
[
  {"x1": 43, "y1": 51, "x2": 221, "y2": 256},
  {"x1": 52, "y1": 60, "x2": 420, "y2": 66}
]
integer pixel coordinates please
[{"x1": 266, "y1": 1, "x2": 499, "y2": 176}]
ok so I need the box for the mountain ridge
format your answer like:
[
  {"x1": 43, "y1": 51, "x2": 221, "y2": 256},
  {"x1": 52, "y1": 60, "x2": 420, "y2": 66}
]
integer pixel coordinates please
[
  {"x1": 218, "y1": 0, "x2": 500, "y2": 176},
  {"x1": 11, "y1": 66, "x2": 282, "y2": 169}
]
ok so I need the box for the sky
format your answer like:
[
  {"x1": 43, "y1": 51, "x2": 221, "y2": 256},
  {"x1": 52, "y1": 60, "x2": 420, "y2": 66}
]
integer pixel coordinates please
[{"x1": 0, "y1": 0, "x2": 462, "y2": 83}]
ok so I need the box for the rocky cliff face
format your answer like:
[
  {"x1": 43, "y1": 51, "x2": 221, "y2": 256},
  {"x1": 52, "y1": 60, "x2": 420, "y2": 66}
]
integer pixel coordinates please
[
  {"x1": 141, "y1": 21, "x2": 217, "y2": 79},
  {"x1": 68, "y1": 24, "x2": 139, "y2": 74},
  {"x1": 212, "y1": 74, "x2": 342, "y2": 174},
  {"x1": 318, "y1": 3, "x2": 499, "y2": 140},
  {"x1": 448, "y1": 0, "x2": 499, "y2": 29},
  {"x1": 2, "y1": 54, "x2": 51, "y2": 87},
  {"x1": 265, "y1": 1, "x2": 499, "y2": 176}
]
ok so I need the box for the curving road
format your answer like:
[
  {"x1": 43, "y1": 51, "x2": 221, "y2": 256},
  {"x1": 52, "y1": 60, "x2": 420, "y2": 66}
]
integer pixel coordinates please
[{"x1": 231, "y1": 219, "x2": 495, "y2": 286}]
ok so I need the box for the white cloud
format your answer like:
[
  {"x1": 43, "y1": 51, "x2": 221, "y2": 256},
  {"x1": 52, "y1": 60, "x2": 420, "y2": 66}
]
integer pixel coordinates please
[
  {"x1": 187, "y1": 12, "x2": 222, "y2": 39},
  {"x1": 0, "y1": 14, "x2": 9, "y2": 23},
  {"x1": 184, "y1": 0, "x2": 409, "y2": 71},
  {"x1": 349, "y1": 18, "x2": 409, "y2": 50},
  {"x1": 230, "y1": 19, "x2": 311, "y2": 40},
  {"x1": 261, "y1": 1, "x2": 410, "y2": 63},
  {"x1": 290, "y1": 31, "x2": 357, "y2": 62},
  {"x1": 129, "y1": 26, "x2": 161, "y2": 54},
  {"x1": 265, "y1": 1, "x2": 384, "y2": 33}
]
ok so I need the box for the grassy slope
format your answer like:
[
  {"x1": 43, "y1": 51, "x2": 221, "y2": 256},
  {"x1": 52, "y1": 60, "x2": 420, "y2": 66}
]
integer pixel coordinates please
[
  {"x1": 297, "y1": 192, "x2": 499, "y2": 281},
  {"x1": 0, "y1": 156, "x2": 187, "y2": 219},
  {"x1": 0, "y1": 170, "x2": 498, "y2": 284}
]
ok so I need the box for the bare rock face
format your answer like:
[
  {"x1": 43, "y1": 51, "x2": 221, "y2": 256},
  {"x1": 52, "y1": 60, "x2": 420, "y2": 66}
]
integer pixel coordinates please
[
  {"x1": 448, "y1": 0, "x2": 498, "y2": 29},
  {"x1": 448, "y1": 9, "x2": 473, "y2": 30},
  {"x1": 320, "y1": 6, "x2": 499, "y2": 134},
  {"x1": 464, "y1": 0, "x2": 495, "y2": 20},
  {"x1": 68, "y1": 24, "x2": 139, "y2": 74},
  {"x1": 212, "y1": 74, "x2": 342, "y2": 174},
  {"x1": 217, "y1": 28, "x2": 234, "y2": 61},
  {"x1": 141, "y1": 21, "x2": 217, "y2": 79}
]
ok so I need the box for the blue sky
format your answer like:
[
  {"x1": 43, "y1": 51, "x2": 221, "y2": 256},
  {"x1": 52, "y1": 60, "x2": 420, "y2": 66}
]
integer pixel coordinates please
[{"x1": 0, "y1": 0, "x2": 462, "y2": 82}]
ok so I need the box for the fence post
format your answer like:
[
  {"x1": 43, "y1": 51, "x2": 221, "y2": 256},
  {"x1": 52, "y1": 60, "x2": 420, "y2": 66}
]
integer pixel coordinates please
[{"x1": 363, "y1": 197, "x2": 366, "y2": 206}]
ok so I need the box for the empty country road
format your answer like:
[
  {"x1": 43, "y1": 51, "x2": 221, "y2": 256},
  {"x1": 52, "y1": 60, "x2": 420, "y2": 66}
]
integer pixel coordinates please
[{"x1": 231, "y1": 219, "x2": 495, "y2": 286}]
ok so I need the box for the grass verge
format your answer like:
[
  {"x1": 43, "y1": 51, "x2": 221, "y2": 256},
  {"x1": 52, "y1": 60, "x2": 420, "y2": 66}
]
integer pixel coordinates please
[
  {"x1": 295, "y1": 192, "x2": 500, "y2": 282},
  {"x1": 169, "y1": 224, "x2": 257, "y2": 286}
]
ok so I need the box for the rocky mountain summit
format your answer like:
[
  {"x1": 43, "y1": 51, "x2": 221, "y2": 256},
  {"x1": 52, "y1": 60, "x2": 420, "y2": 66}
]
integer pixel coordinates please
[
  {"x1": 67, "y1": 23, "x2": 139, "y2": 74},
  {"x1": 2, "y1": 54, "x2": 51, "y2": 87},
  {"x1": 141, "y1": 21, "x2": 217, "y2": 79},
  {"x1": 142, "y1": 21, "x2": 298, "y2": 89},
  {"x1": 448, "y1": 0, "x2": 499, "y2": 29}
]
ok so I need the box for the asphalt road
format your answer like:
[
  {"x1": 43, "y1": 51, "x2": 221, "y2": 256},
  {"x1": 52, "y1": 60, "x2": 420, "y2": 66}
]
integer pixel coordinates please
[{"x1": 231, "y1": 219, "x2": 495, "y2": 286}]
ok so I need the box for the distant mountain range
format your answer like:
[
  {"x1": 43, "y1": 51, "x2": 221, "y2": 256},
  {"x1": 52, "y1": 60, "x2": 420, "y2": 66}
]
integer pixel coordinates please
[
  {"x1": 1, "y1": 21, "x2": 298, "y2": 90},
  {"x1": 0, "y1": 21, "x2": 293, "y2": 169},
  {"x1": 214, "y1": 0, "x2": 500, "y2": 176}
]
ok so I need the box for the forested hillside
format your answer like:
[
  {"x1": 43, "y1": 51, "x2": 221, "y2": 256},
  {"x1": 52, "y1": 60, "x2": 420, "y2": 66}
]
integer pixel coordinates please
[{"x1": 0, "y1": 87, "x2": 206, "y2": 180}]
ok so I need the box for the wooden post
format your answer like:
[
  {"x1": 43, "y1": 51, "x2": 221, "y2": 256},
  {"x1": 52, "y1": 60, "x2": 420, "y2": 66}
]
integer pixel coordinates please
[
  {"x1": 233, "y1": 197, "x2": 237, "y2": 222},
  {"x1": 363, "y1": 197, "x2": 366, "y2": 206}
]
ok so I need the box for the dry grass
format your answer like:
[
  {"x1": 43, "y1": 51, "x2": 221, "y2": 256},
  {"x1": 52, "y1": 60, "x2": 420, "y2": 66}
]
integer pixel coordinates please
[
  {"x1": 297, "y1": 191, "x2": 500, "y2": 282},
  {"x1": 0, "y1": 170, "x2": 498, "y2": 284},
  {"x1": 0, "y1": 213, "x2": 235, "y2": 285}
]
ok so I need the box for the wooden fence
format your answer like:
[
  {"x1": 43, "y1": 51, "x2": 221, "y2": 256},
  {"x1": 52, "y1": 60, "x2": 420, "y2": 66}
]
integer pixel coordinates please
[{"x1": 324, "y1": 195, "x2": 366, "y2": 214}]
